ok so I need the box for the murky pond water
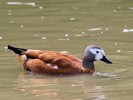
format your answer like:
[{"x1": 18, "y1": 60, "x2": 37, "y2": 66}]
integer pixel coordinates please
[{"x1": 0, "y1": 0, "x2": 133, "y2": 100}]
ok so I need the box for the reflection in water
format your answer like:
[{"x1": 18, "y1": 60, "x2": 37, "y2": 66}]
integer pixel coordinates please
[
  {"x1": 123, "y1": 28, "x2": 133, "y2": 33},
  {"x1": 93, "y1": 72, "x2": 116, "y2": 78},
  {"x1": 0, "y1": 36, "x2": 3, "y2": 39},
  {"x1": 7, "y1": 2, "x2": 36, "y2": 7},
  {"x1": 88, "y1": 28, "x2": 102, "y2": 31},
  {"x1": 14, "y1": 72, "x2": 108, "y2": 100}
]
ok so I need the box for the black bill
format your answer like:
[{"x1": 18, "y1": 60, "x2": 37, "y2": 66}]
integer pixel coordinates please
[{"x1": 100, "y1": 56, "x2": 112, "y2": 64}]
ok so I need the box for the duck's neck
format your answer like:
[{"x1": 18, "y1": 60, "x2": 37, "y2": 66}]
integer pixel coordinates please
[{"x1": 82, "y1": 57, "x2": 95, "y2": 70}]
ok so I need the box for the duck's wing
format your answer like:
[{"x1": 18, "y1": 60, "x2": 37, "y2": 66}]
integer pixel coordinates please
[
  {"x1": 24, "y1": 50, "x2": 82, "y2": 69},
  {"x1": 26, "y1": 58, "x2": 81, "y2": 74}
]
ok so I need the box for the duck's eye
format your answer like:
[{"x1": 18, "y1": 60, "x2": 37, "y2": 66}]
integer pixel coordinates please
[{"x1": 96, "y1": 51, "x2": 99, "y2": 53}]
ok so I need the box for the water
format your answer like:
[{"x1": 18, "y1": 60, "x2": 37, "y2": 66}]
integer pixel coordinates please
[{"x1": 0, "y1": 0, "x2": 133, "y2": 100}]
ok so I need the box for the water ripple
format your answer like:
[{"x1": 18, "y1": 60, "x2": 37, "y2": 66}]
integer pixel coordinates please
[
  {"x1": 123, "y1": 28, "x2": 133, "y2": 32},
  {"x1": 0, "y1": 36, "x2": 2, "y2": 40},
  {"x1": 93, "y1": 72, "x2": 117, "y2": 78},
  {"x1": 88, "y1": 28, "x2": 102, "y2": 31},
  {"x1": 7, "y1": 2, "x2": 37, "y2": 7}
]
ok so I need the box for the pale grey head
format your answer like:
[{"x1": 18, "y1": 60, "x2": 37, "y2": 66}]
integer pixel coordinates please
[{"x1": 82, "y1": 45, "x2": 112, "y2": 69}]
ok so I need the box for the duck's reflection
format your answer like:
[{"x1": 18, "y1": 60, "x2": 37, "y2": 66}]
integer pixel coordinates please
[{"x1": 15, "y1": 72, "x2": 107, "y2": 100}]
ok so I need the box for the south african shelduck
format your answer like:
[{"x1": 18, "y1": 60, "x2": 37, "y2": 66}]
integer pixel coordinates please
[{"x1": 8, "y1": 45, "x2": 112, "y2": 74}]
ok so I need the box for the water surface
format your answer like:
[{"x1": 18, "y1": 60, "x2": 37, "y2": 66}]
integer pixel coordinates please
[{"x1": 0, "y1": 0, "x2": 133, "y2": 100}]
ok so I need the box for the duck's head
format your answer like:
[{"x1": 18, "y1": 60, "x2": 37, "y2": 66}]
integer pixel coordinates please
[{"x1": 82, "y1": 45, "x2": 112, "y2": 68}]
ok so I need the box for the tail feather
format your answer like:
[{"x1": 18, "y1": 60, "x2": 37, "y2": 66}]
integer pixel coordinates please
[{"x1": 8, "y1": 45, "x2": 27, "y2": 55}]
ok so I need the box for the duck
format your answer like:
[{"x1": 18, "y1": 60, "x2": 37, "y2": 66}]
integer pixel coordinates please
[{"x1": 7, "y1": 45, "x2": 112, "y2": 74}]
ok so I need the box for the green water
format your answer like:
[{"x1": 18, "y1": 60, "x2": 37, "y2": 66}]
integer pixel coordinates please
[{"x1": 0, "y1": 0, "x2": 133, "y2": 100}]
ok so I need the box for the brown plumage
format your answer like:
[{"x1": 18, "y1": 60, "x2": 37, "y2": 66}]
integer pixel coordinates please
[{"x1": 8, "y1": 45, "x2": 112, "y2": 74}]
